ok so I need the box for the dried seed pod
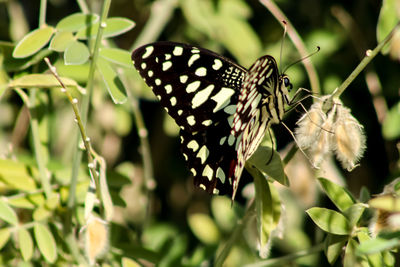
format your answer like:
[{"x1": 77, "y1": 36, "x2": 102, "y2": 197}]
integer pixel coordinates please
[
  {"x1": 84, "y1": 215, "x2": 109, "y2": 265},
  {"x1": 332, "y1": 105, "x2": 366, "y2": 171},
  {"x1": 295, "y1": 100, "x2": 327, "y2": 149}
]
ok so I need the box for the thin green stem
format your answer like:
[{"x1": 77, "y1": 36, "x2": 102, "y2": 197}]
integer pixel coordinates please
[
  {"x1": 76, "y1": 0, "x2": 89, "y2": 14},
  {"x1": 67, "y1": 0, "x2": 112, "y2": 209},
  {"x1": 243, "y1": 242, "x2": 325, "y2": 267},
  {"x1": 39, "y1": 0, "x2": 47, "y2": 27},
  {"x1": 259, "y1": 0, "x2": 320, "y2": 94},
  {"x1": 331, "y1": 22, "x2": 400, "y2": 100}
]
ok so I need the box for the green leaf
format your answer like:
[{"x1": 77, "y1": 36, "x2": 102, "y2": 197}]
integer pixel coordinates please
[
  {"x1": 64, "y1": 41, "x2": 90, "y2": 65},
  {"x1": 33, "y1": 206, "x2": 52, "y2": 221},
  {"x1": 8, "y1": 193, "x2": 46, "y2": 209},
  {"x1": 356, "y1": 229, "x2": 383, "y2": 267},
  {"x1": 13, "y1": 26, "x2": 54, "y2": 58},
  {"x1": 343, "y1": 238, "x2": 358, "y2": 267},
  {"x1": 248, "y1": 165, "x2": 281, "y2": 258},
  {"x1": 306, "y1": 207, "x2": 351, "y2": 235},
  {"x1": 382, "y1": 101, "x2": 400, "y2": 140},
  {"x1": 99, "y1": 47, "x2": 134, "y2": 68},
  {"x1": 343, "y1": 203, "x2": 367, "y2": 227},
  {"x1": 357, "y1": 237, "x2": 400, "y2": 255},
  {"x1": 96, "y1": 58, "x2": 127, "y2": 104},
  {"x1": 0, "y1": 199, "x2": 18, "y2": 225},
  {"x1": 247, "y1": 145, "x2": 288, "y2": 186},
  {"x1": 188, "y1": 213, "x2": 220, "y2": 245},
  {"x1": 377, "y1": 0, "x2": 399, "y2": 54},
  {"x1": 122, "y1": 257, "x2": 141, "y2": 267},
  {"x1": 56, "y1": 13, "x2": 99, "y2": 32},
  {"x1": 49, "y1": 31, "x2": 75, "y2": 52},
  {"x1": 18, "y1": 228, "x2": 33, "y2": 261},
  {"x1": 8, "y1": 74, "x2": 80, "y2": 89},
  {"x1": 369, "y1": 195, "x2": 400, "y2": 212},
  {"x1": 0, "y1": 228, "x2": 11, "y2": 249},
  {"x1": 211, "y1": 196, "x2": 237, "y2": 232},
  {"x1": 318, "y1": 178, "x2": 355, "y2": 212},
  {"x1": 76, "y1": 17, "x2": 135, "y2": 39},
  {"x1": 34, "y1": 223, "x2": 57, "y2": 263},
  {"x1": 324, "y1": 234, "x2": 347, "y2": 265}
]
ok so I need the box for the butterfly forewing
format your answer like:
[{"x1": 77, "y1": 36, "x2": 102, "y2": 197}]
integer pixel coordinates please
[
  {"x1": 132, "y1": 42, "x2": 247, "y2": 194},
  {"x1": 132, "y1": 42, "x2": 246, "y2": 132}
]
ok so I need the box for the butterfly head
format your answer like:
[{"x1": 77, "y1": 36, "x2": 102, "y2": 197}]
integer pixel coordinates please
[{"x1": 279, "y1": 74, "x2": 292, "y2": 104}]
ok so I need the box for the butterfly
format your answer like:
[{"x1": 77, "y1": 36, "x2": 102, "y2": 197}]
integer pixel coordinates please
[{"x1": 132, "y1": 41, "x2": 292, "y2": 199}]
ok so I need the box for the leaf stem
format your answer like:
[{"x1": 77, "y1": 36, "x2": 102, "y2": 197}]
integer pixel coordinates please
[
  {"x1": 243, "y1": 242, "x2": 325, "y2": 267},
  {"x1": 331, "y1": 21, "x2": 400, "y2": 100},
  {"x1": 39, "y1": 0, "x2": 47, "y2": 27}
]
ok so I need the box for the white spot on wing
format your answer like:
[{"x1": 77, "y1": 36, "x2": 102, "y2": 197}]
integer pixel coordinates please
[
  {"x1": 180, "y1": 75, "x2": 188, "y2": 83},
  {"x1": 195, "y1": 67, "x2": 207, "y2": 77},
  {"x1": 165, "y1": 84, "x2": 172, "y2": 94},
  {"x1": 196, "y1": 145, "x2": 209, "y2": 164},
  {"x1": 170, "y1": 97, "x2": 177, "y2": 106},
  {"x1": 155, "y1": 79, "x2": 161, "y2": 86},
  {"x1": 212, "y1": 59, "x2": 223, "y2": 70},
  {"x1": 192, "y1": 84, "x2": 214, "y2": 108},
  {"x1": 142, "y1": 46, "x2": 154, "y2": 58},
  {"x1": 202, "y1": 165, "x2": 213, "y2": 181},
  {"x1": 202, "y1": 120, "x2": 212, "y2": 126},
  {"x1": 186, "y1": 81, "x2": 201, "y2": 93},
  {"x1": 162, "y1": 61, "x2": 172, "y2": 71},
  {"x1": 141, "y1": 62, "x2": 146, "y2": 69},
  {"x1": 187, "y1": 115, "x2": 196, "y2": 126},
  {"x1": 173, "y1": 46, "x2": 183, "y2": 56},
  {"x1": 211, "y1": 87, "x2": 235, "y2": 112},
  {"x1": 188, "y1": 54, "x2": 200, "y2": 67},
  {"x1": 228, "y1": 134, "x2": 235, "y2": 146},
  {"x1": 190, "y1": 168, "x2": 197, "y2": 176},
  {"x1": 216, "y1": 167, "x2": 225, "y2": 183},
  {"x1": 177, "y1": 110, "x2": 183, "y2": 115},
  {"x1": 188, "y1": 140, "x2": 199, "y2": 151}
]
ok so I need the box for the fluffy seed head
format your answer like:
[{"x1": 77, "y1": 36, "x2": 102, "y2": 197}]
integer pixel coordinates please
[
  {"x1": 84, "y1": 216, "x2": 109, "y2": 265},
  {"x1": 332, "y1": 106, "x2": 366, "y2": 171}
]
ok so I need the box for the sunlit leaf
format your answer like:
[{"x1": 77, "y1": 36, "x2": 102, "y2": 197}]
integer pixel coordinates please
[
  {"x1": 96, "y1": 58, "x2": 127, "y2": 104},
  {"x1": 211, "y1": 196, "x2": 237, "y2": 232},
  {"x1": 248, "y1": 165, "x2": 281, "y2": 258},
  {"x1": 76, "y1": 17, "x2": 135, "y2": 39},
  {"x1": 0, "y1": 228, "x2": 11, "y2": 249},
  {"x1": 306, "y1": 207, "x2": 351, "y2": 235},
  {"x1": 64, "y1": 41, "x2": 90, "y2": 65},
  {"x1": 382, "y1": 101, "x2": 400, "y2": 140},
  {"x1": 122, "y1": 257, "x2": 141, "y2": 267},
  {"x1": 357, "y1": 236, "x2": 399, "y2": 255},
  {"x1": 49, "y1": 31, "x2": 75, "y2": 52},
  {"x1": 8, "y1": 74, "x2": 79, "y2": 89},
  {"x1": 56, "y1": 13, "x2": 99, "y2": 32},
  {"x1": 99, "y1": 47, "x2": 134, "y2": 68},
  {"x1": 369, "y1": 195, "x2": 400, "y2": 212},
  {"x1": 318, "y1": 178, "x2": 355, "y2": 212},
  {"x1": 324, "y1": 234, "x2": 347, "y2": 265},
  {"x1": 343, "y1": 203, "x2": 367, "y2": 227},
  {"x1": 377, "y1": 0, "x2": 399, "y2": 54},
  {"x1": 188, "y1": 213, "x2": 220, "y2": 245},
  {"x1": 248, "y1": 146, "x2": 288, "y2": 186},
  {"x1": 18, "y1": 228, "x2": 33, "y2": 261},
  {"x1": 34, "y1": 223, "x2": 57, "y2": 263},
  {"x1": 13, "y1": 26, "x2": 54, "y2": 58},
  {"x1": 0, "y1": 199, "x2": 18, "y2": 225},
  {"x1": 343, "y1": 238, "x2": 358, "y2": 267}
]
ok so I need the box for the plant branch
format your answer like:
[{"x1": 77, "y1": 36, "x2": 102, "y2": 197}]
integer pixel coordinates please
[
  {"x1": 259, "y1": 0, "x2": 320, "y2": 94},
  {"x1": 331, "y1": 22, "x2": 400, "y2": 100},
  {"x1": 243, "y1": 242, "x2": 324, "y2": 267}
]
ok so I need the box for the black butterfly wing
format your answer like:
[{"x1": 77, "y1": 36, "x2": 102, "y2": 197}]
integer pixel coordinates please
[{"x1": 132, "y1": 42, "x2": 247, "y2": 194}]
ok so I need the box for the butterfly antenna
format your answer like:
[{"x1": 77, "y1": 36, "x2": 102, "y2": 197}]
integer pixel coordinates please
[
  {"x1": 279, "y1": 21, "x2": 288, "y2": 72},
  {"x1": 283, "y1": 46, "x2": 320, "y2": 74}
]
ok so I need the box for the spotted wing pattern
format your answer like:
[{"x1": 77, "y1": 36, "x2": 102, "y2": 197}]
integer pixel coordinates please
[
  {"x1": 132, "y1": 42, "x2": 291, "y2": 198},
  {"x1": 132, "y1": 42, "x2": 246, "y2": 195}
]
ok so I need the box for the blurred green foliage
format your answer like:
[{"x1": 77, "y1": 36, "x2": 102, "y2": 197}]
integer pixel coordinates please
[{"x1": 0, "y1": 0, "x2": 399, "y2": 266}]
